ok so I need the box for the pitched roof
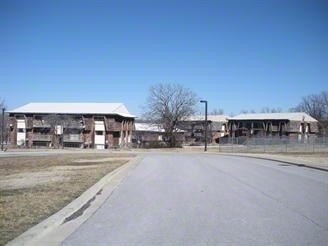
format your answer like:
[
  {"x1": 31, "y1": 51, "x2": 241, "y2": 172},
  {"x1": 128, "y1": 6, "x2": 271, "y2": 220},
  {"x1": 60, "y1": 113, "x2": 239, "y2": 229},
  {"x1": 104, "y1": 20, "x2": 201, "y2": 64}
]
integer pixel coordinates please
[
  {"x1": 9, "y1": 103, "x2": 135, "y2": 118},
  {"x1": 230, "y1": 112, "x2": 317, "y2": 122},
  {"x1": 134, "y1": 123, "x2": 165, "y2": 132},
  {"x1": 184, "y1": 115, "x2": 229, "y2": 122},
  {"x1": 134, "y1": 123, "x2": 185, "y2": 133}
]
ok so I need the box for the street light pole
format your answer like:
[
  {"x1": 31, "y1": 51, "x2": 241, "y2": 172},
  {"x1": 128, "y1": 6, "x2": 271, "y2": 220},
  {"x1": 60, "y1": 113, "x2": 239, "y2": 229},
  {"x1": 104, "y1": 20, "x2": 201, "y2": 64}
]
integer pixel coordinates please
[
  {"x1": 1, "y1": 107, "x2": 5, "y2": 151},
  {"x1": 200, "y1": 100, "x2": 208, "y2": 152}
]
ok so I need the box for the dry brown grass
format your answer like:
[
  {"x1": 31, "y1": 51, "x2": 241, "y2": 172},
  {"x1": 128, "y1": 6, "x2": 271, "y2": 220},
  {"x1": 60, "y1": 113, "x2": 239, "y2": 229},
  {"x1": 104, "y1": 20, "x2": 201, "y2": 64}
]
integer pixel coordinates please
[{"x1": 0, "y1": 153, "x2": 136, "y2": 246}]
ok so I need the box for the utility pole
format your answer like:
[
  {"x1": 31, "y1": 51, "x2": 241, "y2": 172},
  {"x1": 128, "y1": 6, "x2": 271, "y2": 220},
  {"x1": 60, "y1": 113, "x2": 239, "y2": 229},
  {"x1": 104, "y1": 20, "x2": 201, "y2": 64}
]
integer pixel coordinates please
[
  {"x1": 200, "y1": 100, "x2": 208, "y2": 152},
  {"x1": 1, "y1": 107, "x2": 5, "y2": 151}
]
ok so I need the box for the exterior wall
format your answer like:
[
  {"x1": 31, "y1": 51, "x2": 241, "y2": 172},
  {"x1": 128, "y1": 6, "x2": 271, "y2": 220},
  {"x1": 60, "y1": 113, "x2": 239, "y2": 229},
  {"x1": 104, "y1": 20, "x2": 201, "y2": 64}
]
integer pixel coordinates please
[
  {"x1": 94, "y1": 120, "x2": 105, "y2": 149},
  {"x1": 94, "y1": 134, "x2": 105, "y2": 149},
  {"x1": 228, "y1": 119, "x2": 319, "y2": 138},
  {"x1": 178, "y1": 120, "x2": 228, "y2": 144},
  {"x1": 133, "y1": 131, "x2": 163, "y2": 142},
  {"x1": 16, "y1": 119, "x2": 26, "y2": 146},
  {"x1": 8, "y1": 117, "x2": 17, "y2": 145},
  {"x1": 131, "y1": 130, "x2": 184, "y2": 148},
  {"x1": 8, "y1": 113, "x2": 134, "y2": 149},
  {"x1": 106, "y1": 133, "x2": 114, "y2": 148}
]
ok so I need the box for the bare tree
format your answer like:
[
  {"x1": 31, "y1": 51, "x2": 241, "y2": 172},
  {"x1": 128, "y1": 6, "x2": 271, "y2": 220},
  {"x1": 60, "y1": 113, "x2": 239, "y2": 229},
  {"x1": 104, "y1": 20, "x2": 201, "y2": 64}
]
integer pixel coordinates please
[
  {"x1": 261, "y1": 107, "x2": 282, "y2": 113},
  {"x1": 292, "y1": 92, "x2": 328, "y2": 119},
  {"x1": 211, "y1": 108, "x2": 225, "y2": 115},
  {"x1": 0, "y1": 99, "x2": 8, "y2": 150},
  {"x1": 143, "y1": 83, "x2": 198, "y2": 147},
  {"x1": 43, "y1": 114, "x2": 75, "y2": 148},
  {"x1": 292, "y1": 91, "x2": 328, "y2": 135},
  {"x1": 240, "y1": 109, "x2": 256, "y2": 114}
]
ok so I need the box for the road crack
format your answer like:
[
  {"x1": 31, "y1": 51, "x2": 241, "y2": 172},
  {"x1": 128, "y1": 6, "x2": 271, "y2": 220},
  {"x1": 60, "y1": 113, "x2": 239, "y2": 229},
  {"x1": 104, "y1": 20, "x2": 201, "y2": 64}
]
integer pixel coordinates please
[{"x1": 62, "y1": 189, "x2": 103, "y2": 224}]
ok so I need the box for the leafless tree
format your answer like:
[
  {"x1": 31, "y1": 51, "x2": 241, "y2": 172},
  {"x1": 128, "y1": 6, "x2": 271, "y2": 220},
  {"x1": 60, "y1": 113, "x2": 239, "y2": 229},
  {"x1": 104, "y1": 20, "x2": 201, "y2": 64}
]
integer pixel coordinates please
[
  {"x1": 240, "y1": 109, "x2": 256, "y2": 114},
  {"x1": 211, "y1": 108, "x2": 225, "y2": 115},
  {"x1": 143, "y1": 83, "x2": 198, "y2": 147},
  {"x1": 261, "y1": 107, "x2": 282, "y2": 113},
  {"x1": 291, "y1": 92, "x2": 327, "y2": 118},
  {"x1": 240, "y1": 109, "x2": 249, "y2": 114},
  {"x1": 43, "y1": 114, "x2": 76, "y2": 148},
  {"x1": 291, "y1": 91, "x2": 328, "y2": 135},
  {"x1": 0, "y1": 99, "x2": 8, "y2": 150}
]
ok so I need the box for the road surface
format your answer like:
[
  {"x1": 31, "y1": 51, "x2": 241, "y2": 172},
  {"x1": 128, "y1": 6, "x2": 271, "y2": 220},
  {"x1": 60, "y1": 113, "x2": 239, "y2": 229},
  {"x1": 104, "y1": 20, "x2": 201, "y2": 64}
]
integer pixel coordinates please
[{"x1": 61, "y1": 153, "x2": 328, "y2": 246}]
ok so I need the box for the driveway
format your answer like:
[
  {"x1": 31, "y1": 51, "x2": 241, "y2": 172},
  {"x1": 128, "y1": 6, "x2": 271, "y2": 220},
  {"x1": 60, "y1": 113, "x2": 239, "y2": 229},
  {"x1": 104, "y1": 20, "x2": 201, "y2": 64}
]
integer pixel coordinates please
[{"x1": 61, "y1": 153, "x2": 328, "y2": 246}]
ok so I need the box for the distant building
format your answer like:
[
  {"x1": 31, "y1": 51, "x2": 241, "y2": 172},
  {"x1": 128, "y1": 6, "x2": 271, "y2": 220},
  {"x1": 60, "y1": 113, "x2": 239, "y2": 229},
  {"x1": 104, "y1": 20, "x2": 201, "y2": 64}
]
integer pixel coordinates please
[
  {"x1": 179, "y1": 115, "x2": 229, "y2": 144},
  {"x1": 133, "y1": 122, "x2": 165, "y2": 141},
  {"x1": 228, "y1": 112, "x2": 318, "y2": 140},
  {"x1": 132, "y1": 123, "x2": 165, "y2": 148},
  {"x1": 8, "y1": 103, "x2": 135, "y2": 149},
  {"x1": 132, "y1": 122, "x2": 184, "y2": 148}
]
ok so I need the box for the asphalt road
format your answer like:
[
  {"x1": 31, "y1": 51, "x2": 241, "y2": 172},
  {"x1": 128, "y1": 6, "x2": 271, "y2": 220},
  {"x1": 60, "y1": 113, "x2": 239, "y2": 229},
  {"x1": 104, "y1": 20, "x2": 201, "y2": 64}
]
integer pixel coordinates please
[{"x1": 61, "y1": 153, "x2": 328, "y2": 246}]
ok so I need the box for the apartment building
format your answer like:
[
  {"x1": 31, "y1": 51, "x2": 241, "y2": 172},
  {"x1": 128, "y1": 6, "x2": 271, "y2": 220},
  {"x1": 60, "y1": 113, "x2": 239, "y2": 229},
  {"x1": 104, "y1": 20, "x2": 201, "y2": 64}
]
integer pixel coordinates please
[
  {"x1": 228, "y1": 112, "x2": 318, "y2": 139},
  {"x1": 8, "y1": 103, "x2": 135, "y2": 149}
]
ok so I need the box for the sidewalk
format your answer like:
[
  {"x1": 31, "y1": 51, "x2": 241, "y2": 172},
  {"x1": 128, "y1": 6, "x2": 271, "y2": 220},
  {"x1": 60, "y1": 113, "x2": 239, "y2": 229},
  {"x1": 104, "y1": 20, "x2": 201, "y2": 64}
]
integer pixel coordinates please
[{"x1": 221, "y1": 153, "x2": 328, "y2": 171}]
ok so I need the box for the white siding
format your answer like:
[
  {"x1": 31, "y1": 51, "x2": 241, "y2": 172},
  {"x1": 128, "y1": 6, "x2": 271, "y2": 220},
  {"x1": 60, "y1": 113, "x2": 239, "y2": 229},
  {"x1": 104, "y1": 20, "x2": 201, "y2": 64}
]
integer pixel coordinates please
[
  {"x1": 17, "y1": 120, "x2": 26, "y2": 129},
  {"x1": 95, "y1": 121, "x2": 105, "y2": 131},
  {"x1": 94, "y1": 121, "x2": 105, "y2": 148},
  {"x1": 17, "y1": 119, "x2": 26, "y2": 146}
]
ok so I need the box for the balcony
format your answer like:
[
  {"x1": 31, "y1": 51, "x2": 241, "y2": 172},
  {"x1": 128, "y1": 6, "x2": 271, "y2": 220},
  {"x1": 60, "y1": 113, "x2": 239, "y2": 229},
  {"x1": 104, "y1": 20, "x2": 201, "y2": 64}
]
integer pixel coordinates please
[
  {"x1": 33, "y1": 133, "x2": 51, "y2": 141},
  {"x1": 63, "y1": 134, "x2": 83, "y2": 142}
]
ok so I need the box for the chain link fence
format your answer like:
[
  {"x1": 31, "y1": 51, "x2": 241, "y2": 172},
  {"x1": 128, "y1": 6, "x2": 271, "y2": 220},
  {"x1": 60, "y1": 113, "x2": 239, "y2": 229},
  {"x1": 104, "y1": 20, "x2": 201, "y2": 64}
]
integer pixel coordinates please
[{"x1": 218, "y1": 136, "x2": 328, "y2": 153}]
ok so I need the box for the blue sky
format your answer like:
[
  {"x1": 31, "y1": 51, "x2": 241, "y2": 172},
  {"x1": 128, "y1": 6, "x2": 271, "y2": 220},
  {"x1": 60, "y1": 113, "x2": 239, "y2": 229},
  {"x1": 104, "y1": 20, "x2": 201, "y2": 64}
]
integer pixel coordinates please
[{"x1": 1, "y1": 0, "x2": 327, "y2": 116}]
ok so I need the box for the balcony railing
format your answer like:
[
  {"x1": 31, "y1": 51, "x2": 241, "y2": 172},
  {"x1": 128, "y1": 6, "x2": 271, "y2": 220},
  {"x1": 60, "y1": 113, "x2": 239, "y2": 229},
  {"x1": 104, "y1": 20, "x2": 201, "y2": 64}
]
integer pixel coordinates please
[
  {"x1": 33, "y1": 122, "x2": 84, "y2": 129},
  {"x1": 63, "y1": 134, "x2": 83, "y2": 142},
  {"x1": 33, "y1": 133, "x2": 51, "y2": 141}
]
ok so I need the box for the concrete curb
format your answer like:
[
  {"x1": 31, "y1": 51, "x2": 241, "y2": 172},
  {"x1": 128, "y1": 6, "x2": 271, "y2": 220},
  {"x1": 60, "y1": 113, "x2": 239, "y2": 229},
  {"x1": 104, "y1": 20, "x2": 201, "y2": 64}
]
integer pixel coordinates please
[
  {"x1": 6, "y1": 156, "x2": 143, "y2": 246},
  {"x1": 215, "y1": 153, "x2": 328, "y2": 172}
]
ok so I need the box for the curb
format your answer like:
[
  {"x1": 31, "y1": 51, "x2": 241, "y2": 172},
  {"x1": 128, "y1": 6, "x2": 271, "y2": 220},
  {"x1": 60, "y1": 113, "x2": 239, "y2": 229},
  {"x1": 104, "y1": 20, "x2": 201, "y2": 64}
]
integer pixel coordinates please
[
  {"x1": 6, "y1": 156, "x2": 143, "y2": 246},
  {"x1": 216, "y1": 153, "x2": 328, "y2": 172}
]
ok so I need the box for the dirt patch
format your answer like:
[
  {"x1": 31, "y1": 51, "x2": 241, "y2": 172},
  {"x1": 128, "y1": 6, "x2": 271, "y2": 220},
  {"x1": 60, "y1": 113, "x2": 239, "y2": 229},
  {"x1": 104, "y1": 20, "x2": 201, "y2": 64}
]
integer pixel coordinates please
[
  {"x1": 0, "y1": 171, "x2": 67, "y2": 190},
  {"x1": 0, "y1": 152, "x2": 136, "y2": 246},
  {"x1": 53, "y1": 165, "x2": 100, "y2": 170},
  {"x1": 73, "y1": 157, "x2": 133, "y2": 163}
]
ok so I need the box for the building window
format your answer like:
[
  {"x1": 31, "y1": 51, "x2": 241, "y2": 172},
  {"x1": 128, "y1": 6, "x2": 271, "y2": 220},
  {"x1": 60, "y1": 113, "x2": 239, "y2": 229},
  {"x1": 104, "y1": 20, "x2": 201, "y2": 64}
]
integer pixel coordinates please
[
  {"x1": 95, "y1": 131, "x2": 103, "y2": 135},
  {"x1": 18, "y1": 128, "x2": 25, "y2": 133}
]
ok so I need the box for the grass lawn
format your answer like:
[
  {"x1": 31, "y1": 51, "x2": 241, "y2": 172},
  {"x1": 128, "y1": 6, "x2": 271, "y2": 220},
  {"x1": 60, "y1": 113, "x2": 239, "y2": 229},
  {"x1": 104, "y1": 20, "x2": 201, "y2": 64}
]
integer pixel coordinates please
[{"x1": 0, "y1": 152, "x2": 136, "y2": 246}]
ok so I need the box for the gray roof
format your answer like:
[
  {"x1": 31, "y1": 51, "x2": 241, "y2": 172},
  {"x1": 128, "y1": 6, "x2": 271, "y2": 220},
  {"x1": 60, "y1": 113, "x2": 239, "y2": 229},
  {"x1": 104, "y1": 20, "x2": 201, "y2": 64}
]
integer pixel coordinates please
[
  {"x1": 230, "y1": 112, "x2": 317, "y2": 122},
  {"x1": 135, "y1": 123, "x2": 165, "y2": 132},
  {"x1": 135, "y1": 123, "x2": 185, "y2": 133},
  {"x1": 9, "y1": 103, "x2": 135, "y2": 118},
  {"x1": 184, "y1": 115, "x2": 229, "y2": 122}
]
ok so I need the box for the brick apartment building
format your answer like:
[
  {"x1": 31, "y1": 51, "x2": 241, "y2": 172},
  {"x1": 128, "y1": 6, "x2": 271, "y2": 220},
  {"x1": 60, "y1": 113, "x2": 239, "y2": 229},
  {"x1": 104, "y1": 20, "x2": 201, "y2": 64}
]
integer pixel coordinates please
[
  {"x1": 228, "y1": 112, "x2": 318, "y2": 139},
  {"x1": 8, "y1": 103, "x2": 135, "y2": 149},
  {"x1": 178, "y1": 115, "x2": 229, "y2": 144}
]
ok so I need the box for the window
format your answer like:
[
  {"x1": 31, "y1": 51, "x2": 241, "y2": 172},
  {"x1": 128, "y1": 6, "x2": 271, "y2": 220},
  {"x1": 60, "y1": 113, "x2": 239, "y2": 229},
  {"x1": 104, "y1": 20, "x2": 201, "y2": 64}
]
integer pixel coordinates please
[
  {"x1": 96, "y1": 131, "x2": 103, "y2": 135},
  {"x1": 18, "y1": 128, "x2": 25, "y2": 133}
]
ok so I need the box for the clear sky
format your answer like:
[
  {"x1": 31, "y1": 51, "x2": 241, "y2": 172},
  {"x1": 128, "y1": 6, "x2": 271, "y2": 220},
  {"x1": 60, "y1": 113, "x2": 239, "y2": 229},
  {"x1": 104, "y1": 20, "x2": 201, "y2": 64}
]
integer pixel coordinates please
[{"x1": 1, "y1": 0, "x2": 327, "y2": 117}]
